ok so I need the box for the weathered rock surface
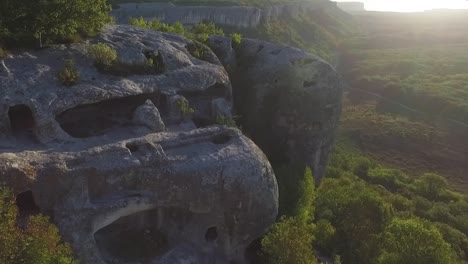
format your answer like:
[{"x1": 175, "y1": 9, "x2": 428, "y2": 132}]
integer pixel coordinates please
[
  {"x1": 0, "y1": 25, "x2": 231, "y2": 146},
  {"x1": 0, "y1": 25, "x2": 278, "y2": 264},
  {"x1": 111, "y1": 1, "x2": 331, "y2": 28},
  {"x1": 210, "y1": 38, "x2": 343, "y2": 183},
  {"x1": 0, "y1": 127, "x2": 277, "y2": 264},
  {"x1": 132, "y1": 99, "x2": 166, "y2": 132}
]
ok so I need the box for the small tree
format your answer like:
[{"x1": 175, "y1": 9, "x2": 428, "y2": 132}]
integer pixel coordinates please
[
  {"x1": 262, "y1": 216, "x2": 317, "y2": 264},
  {"x1": 58, "y1": 60, "x2": 80, "y2": 86},
  {"x1": 378, "y1": 218, "x2": 456, "y2": 264},
  {"x1": 415, "y1": 173, "x2": 448, "y2": 200},
  {"x1": 0, "y1": 0, "x2": 112, "y2": 47},
  {"x1": 0, "y1": 186, "x2": 77, "y2": 264},
  {"x1": 230, "y1": 33, "x2": 242, "y2": 46},
  {"x1": 87, "y1": 43, "x2": 117, "y2": 68}
]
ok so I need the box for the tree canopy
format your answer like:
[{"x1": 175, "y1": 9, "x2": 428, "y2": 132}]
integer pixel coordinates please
[
  {"x1": 0, "y1": 0, "x2": 112, "y2": 47},
  {"x1": 0, "y1": 186, "x2": 77, "y2": 264}
]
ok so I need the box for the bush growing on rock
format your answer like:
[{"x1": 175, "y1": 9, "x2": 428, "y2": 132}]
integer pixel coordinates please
[
  {"x1": 216, "y1": 115, "x2": 238, "y2": 128},
  {"x1": 129, "y1": 17, "x2": 185, "y2": 35},
  {"x1": 144, "y1": 50, "x2": 166, "y2": 73},
  {"x1": 230, "y1": 33, "x2": 242, "y2": 46},
  {"x1": 128, "y1": 18, "x2": 229, "y2": 44},
  {"x1": 177, "y1": 98, "x2": 195, "y2": 118},
  {"x1": 186, "y1": 41, "x2": 211, "y2": 60},
  {"x1": 87, "y1": 43, "x2": 118, "y2": 68},
  {"x1": 58, "y1": 60, "x2": 80, "y2": 86},
  {"x1": 0, "y1": 186, "x2": 77, "y2": 264}
]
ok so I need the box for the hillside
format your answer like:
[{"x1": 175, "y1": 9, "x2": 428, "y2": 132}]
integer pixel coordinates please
[
  {"x1": 2, "y1": 1, "x2": 468, "y2": 264},
  {"x1": 339, "y1": 10, "x2": 468, "y2": 192},
  {"x1": 110, "y1": 0, "x2": 355, "y2": 61}
]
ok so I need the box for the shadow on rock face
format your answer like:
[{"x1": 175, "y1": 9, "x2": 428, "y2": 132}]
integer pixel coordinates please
[{"x1": 94, "y1": 208, "x2": 170, "y2": 263}]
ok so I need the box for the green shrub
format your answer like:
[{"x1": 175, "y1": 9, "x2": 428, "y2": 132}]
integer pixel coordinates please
[
  {"x1": 414, "y1": 173, "x2": 449, "y2": 201},
  {"x1": 58, "y1": 60, "x2": 80, "y2": 86},
  {"x1": 314, "y1": 219, "x2": 336, "y2": 254},
  {"x1": 190, "y1": 22, "x2": 224, "y2": 39},
  {"x1": 261, "y1": 216, "x2": 317, "y2": 264},
  {"x1": 144, "y1": 50, "x2": 165, "y2": 73},
  {"x1": 87, "y1": 43, "x2": 117, "y2": 67},
  {"x1": 275, "y1": 165, "x2": 316, "y2": 219},
  {"x1": 87, "y1": 44, "x2": 167, "y2": 76},
  {"x1": 177, "y1": 98, "x2": 194, "y2": 118},
  {"x1": 378, "y1": 218, "x2": 457, "y2": 264},
  {"x1": 0, "y1": 0, "x2": 112, "y2": 47},
  {"x1": 130, "y1": 17, "x2": 186, "y2": 35},
  {"x1": 215, "y1": 115, "x2": 238, "y2": 128},
  {"x1": 186, "y1": 41, "x2": 211, "y2": 60},
  {"x1": 0, "y1": 186, "x2": 77, "y2": 264},
  {"x1": 230, "y1": 33, "x2": 242, "y2": 46}
]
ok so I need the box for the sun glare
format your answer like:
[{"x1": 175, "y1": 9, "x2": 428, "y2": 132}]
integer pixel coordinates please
[{"x1": 337, "y1": 0, "x2": 468, "y2": 12}]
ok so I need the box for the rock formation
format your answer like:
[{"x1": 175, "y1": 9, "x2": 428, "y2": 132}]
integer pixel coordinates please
[
  {"x1": 0, "y1": 25, "x2": 278, "y2": 264},
  {"x1": 0, "y1": 19, "x2": 344, "y2": 262},
  {"x1": 337, "y1": 2, "x2": 366, "y2": 13},
  {"x1": 111, "y1": 1, "x2": 330, "y2": 28},
  {"x1": 208, "y1": 37, "x2": 343, "y2": 183}
]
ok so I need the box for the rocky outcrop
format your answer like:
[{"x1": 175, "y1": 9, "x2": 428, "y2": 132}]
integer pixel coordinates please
[
  {"x1": 111, "y1": 1, "x2": 330, "y2": 28},
  {"x1": 337, "y1": 2, "x2": 365, "y2": 13},
  {"x1": 0, "y1": 126, "x2": 277, "y2": 264},
  {"x1": 209, "y1": 37, "x2": 343, "y2": 183},
  {"x1": 0, "y1": 25, "x2": 232, "y2": 146},
  {"x1": 132, "y1": 100, "x2": 166, "y2": 132},
  {"x1": 0, "y1": 25, "x2": 278, "y2": 264}
]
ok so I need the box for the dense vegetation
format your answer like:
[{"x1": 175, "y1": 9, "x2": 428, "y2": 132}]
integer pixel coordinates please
[
  {"x1": 260, "y1": 144, "x2": 468, "y2": 264},
  {"x1": 129, "y1": 17, "x2": 227, "y2": 43},
  {"x1": 339, "y1": 10, "x2": 468, "y2": 193},
  {"x1": 0, "y1": 0, "x2": 112, "y2": 47},
  {"x1": 0, "y1": 187, "x2": 77, "y2": 264},
  {"x1": 341, "y1": 11, "x2": 468, "y2": 123}
]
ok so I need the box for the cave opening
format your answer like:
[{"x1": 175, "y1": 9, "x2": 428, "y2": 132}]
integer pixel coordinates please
[
  {"x1": 205, "y1": 226, "x2": 218, "y2": 242},
  {"x1": 193, "y1": 117, "x2": 213, "y2": 128},
  {"x1": 94, "y1": 209, "x2": 170, "y2": 263},
  {"x1": 179, "y1": 82, "x2": 231, "y2": 99},
  {"x1": 125, "y1": 142, "x2": 140, "y2": 153},
  {"x1": 211, "y1": 133, "x2": 232, "y2": 145},
  {"x1": 8, "y1": 104, "x2": 36, "y2": 140},
  {"x1": 16, "y1": 190, "x2": 40, "y2": 216},
  {"x1": 56, "y1": 94, "x2": 167, "y2": 138}
]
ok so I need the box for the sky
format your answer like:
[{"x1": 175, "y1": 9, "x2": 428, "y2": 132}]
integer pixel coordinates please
[{"x1": 336, "y1": 0, "x2": 468, "y2": 12}]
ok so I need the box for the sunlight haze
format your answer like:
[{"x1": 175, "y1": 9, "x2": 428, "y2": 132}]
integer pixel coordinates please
[{"x1": 337, "y1": 0, "x2": 468, "y2": 12}]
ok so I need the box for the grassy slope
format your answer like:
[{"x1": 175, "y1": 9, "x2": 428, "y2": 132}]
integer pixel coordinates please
[
  {"x1": 340, "y1": 10, "x2": 468, "y2": 192},
  {"x1": 342, "y1": 10, "x2": 468, "y2": 123}
]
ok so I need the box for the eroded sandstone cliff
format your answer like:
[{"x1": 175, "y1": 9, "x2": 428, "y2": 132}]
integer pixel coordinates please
[
  {"x1": 111, "y1": 1, "x2": 331, "y2": 28},
  {"x1": 0, "y1": 22, "x2": 343, "y2": 264},
  {"x1": 0, "y1": 25, "x2": 278, "y2": 264},
  {"x1": 208, "y1": 36, "x2": 343, "y2": 183}
]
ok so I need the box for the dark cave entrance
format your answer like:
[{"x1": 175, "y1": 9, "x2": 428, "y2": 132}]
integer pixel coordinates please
[
  {"x1": 55, "y1": 94, "x2": 168, "y2": 138},
  {"x1": 205, "y1": 226, "x2": 218, "y2": 242},
  {"x1": 16, "y1": 190, "x2": 40, "y2": 216},
  {"x1": 8, "y1": 104, "x2": 36, "y2": 140},
  {"x1": 94, "y1": 209, "x2": 170, "y2": 263}
]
